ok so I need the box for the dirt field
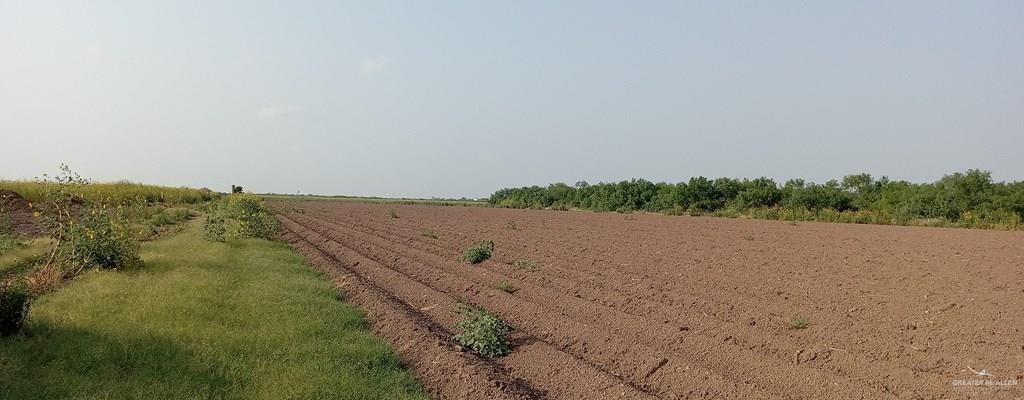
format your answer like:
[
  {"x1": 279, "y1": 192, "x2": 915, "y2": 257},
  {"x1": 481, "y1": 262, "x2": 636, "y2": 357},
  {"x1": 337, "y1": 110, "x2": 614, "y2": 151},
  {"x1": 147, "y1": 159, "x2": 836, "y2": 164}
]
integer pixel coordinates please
[{"x1": 273, "y1": 201, "x2": 1023, "y2": 399}]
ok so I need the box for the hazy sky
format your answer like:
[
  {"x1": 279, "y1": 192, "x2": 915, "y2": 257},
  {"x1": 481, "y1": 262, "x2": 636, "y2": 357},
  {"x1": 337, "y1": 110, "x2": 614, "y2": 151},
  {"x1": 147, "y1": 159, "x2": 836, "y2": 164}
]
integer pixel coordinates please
[{"x1": 1, "y1": 1, "x2": 1022, "y2": 198}]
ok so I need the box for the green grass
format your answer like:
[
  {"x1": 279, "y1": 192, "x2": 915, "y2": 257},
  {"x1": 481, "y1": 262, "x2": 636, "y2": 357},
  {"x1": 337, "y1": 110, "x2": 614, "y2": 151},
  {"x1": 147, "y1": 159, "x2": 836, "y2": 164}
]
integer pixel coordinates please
[
  {"x1": 0, "y1": 238, "x2": 51, "y2": 278},
  {"x1": 0, "y1": 220, "x2": 426, "y2": 400}
]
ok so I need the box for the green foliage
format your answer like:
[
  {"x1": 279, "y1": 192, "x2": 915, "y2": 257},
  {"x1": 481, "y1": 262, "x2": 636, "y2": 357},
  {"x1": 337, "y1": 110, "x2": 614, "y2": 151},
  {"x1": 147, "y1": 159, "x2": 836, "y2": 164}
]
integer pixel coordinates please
[
  {"x1": 419, "y1": 230, "x2": 438, "y2": 239},
  {"x1": 511, "y1": 259, "x2": 541, "y2": 272},
  {"x1": 0, "y1": 221, "x2": 427, "y2": 399},
  {"x1": 494, "y1": 281, "x2": 518, "y2": 294},
  {"x1": 0, "y1": 281, "x2": 29, "y2": 336},
  {"x1": 64, "y1": 210, "x2": 143, "y2": 270},
  {"x1": 461, "y1": 241, "x2": 494, "y2": 264},
  {"x1": 203, "y1": 214, "x2": 228, "y2": 242},
  {"x1": 487, "y1": 169, "x2": 1024, "y2": 230},
  {"x1": 453, "y1": 305, "x2": 512, "y2": 358},
  {"x1": 0, "y1": 179, "x2": 215, "y2": 206},
  {"x1": 148, "y1": 207, "x2": 192, "y2": 227},
  {"x1": 205, "y1": 193, "x2": 280, "y2": 241},
  {"x1": 0, "y1": 235, "x2": 17, "y2": 256},
  {"x1": 789, "y1": 316, "x2": 810, "y2": 330}
]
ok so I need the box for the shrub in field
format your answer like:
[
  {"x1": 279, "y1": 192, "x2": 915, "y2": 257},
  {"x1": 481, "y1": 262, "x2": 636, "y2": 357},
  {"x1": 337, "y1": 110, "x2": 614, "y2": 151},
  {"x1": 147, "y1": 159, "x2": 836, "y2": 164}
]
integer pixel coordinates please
[
  {"x1": 0, "y1": 281, "x2": 30, "y2": 336},
  {"x1": 148, "y1": 207, "x2": 192, "y2": 227},
  {"x1": 202, "y1": 193, "x2": 279, "y2": 241},
  {"x1": 789, "y1": 316, "x2": 810, "y2": 330},
  {"x1": 453, "y1": 305, "x2": 512, "y2": 358},
  {"x1": 461, "y1": 241, "x2": 494, "y2": 264},
  {"x1": 203, "y1": 214, "x2": 228, "y2": 242},
  {"x1": 33, "y1": 165, "x2": 145, "y2": 272},
  {"x1": 494, "y1": 281, "x2": 518, "y2": 294},
  {"x1": 511, "y1": 259, "x2": 541, "y2": 272},
  {"x1": 419, "y1": 230, "x2": 438, "y2": 239},
  {"x1": 63, "y1": 210, "x2": 143, "y2": 270}
]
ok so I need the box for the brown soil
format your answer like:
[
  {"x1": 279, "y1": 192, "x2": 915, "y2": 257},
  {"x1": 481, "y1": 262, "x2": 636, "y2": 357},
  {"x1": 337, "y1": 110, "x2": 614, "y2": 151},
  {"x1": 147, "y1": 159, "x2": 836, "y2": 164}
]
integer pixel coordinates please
[
  {"x1": 0, "y1": 190, "x2": 43, "y2": 237},
  {"x1": 273, "y1": 201, "x2": 1024, "y2": 399}
]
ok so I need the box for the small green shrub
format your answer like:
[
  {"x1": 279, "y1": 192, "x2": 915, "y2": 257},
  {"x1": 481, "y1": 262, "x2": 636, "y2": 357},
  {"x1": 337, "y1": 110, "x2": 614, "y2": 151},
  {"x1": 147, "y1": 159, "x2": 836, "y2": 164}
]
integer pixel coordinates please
[
  {"x1": 0, "y1": 281, "x2": 30, "y2": 336},
  {"x1": 148, "y1": 207, "x2": 191, "y2": 227},
  {"x1": 505, "y1": 221, "x2": 517, "y2": 230},
  {"x1": 494, "y1": 281, "x2": 518, "y2": 294},
  {"x1": 419, "y1": 230, "x2": 438, "y2": 239},
  {"x1": 461, "y1": 241, "x2": 494, "y2": 264},
  {"x1": 203, "y1": 214, "x2": 228, "y2": 242},
  {"x1": 453, "y1": 305, "x2": 512, "y2": 358},
  {"x1": 789, "y1": 316, "x2": 810, "y2": 330},
  {"x1": 64, "y1": 211, "x2": 143, "y2": 270},
  {"x1": 388, "y1": 210, "x2": 399, "y2": 218},
  {"x1": 511, "y1": 259, "x2": 541, "y2": 272},
  {"x1": 205, "y1": 193, "x2": 279, "y2": 241}
]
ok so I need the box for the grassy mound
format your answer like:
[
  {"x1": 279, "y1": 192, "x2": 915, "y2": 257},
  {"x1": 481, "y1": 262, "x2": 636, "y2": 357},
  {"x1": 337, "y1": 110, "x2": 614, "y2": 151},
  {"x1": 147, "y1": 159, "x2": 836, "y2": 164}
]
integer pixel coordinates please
[{"x1": 0, "y1": 220, "x2": 426, "y2": 400}]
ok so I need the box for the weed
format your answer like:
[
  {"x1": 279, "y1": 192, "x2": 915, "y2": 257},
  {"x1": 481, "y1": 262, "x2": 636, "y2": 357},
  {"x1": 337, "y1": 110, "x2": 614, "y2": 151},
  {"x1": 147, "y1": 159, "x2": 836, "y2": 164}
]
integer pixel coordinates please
[
  {"x1": 0, "y1": 280, "x2": 29, "y2": 336},
  {"x1": 505, "y1": 221, "x2": 517, "y2": 230},
  {"x1": 743, "y1": 235, "x2": 754, "y2": 241},
  {"x1": 203, "y1": 214, "x2": 228, "y2": 242},
  {"x1": 461, "y1": 240, "x2": 494, "y2": 264},
  {"x1": 453, "y1": 304, "x2": 512, "y2": 358},
  {"x1": 419, "y1": 230, "x2": 438, "y2": 239},
  {"x1": 511, "y1": 259, "x2": 541, "y2": 272},
  {"x1": 389, "y1": 210, "x2": 399, "y2": 218},
  {"x1": 789, "y1": 316, "x2": 810, "y2": 330},
  {"x1": 494, "y1": 281, "x2": 518, "y2": 294}
]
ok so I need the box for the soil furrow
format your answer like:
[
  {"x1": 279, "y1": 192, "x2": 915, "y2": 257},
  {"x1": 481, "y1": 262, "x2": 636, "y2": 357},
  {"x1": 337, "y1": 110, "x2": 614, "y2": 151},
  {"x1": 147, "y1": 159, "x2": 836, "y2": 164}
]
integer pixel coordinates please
[
  {"x1": 287, "y1": 211, "x2": 897, "y2": 399},
  {"x1": 280, "y1": 214, "x2": 659, "y2": 400}
]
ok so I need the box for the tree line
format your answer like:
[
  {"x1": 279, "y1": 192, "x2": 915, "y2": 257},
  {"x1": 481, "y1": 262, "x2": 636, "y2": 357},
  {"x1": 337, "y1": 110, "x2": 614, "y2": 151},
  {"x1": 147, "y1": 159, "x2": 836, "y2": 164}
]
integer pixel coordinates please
[{"x1": 488, "y1": 170, "x2": 1024, "y2": 230}]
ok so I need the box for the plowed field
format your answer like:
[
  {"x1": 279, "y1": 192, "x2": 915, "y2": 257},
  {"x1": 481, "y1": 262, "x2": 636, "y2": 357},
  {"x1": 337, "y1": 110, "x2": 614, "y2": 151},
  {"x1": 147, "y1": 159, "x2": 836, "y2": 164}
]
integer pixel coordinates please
[{"x1": 273, "y1": 201, "x2": 1023, "y2": 399}]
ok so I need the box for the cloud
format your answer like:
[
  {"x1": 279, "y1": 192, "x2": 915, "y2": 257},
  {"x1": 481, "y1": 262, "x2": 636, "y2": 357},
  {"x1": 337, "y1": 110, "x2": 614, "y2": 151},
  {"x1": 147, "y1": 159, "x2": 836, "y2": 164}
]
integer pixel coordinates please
[
  {"x1": 257, "y1": 105, "x2": 303, "y2": 119},
  {"x1": 360, "y1": 56, "x2": 390, "y2": 74}
]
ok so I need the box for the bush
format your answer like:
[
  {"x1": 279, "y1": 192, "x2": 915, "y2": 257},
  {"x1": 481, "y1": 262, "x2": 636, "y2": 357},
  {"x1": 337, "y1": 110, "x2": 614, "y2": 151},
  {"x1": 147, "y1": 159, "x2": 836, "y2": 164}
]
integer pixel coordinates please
[
  {"x1": 64, "y1": 211, "x2": 143, "y2": 270},
  {"x1": 0, "y1": 281, "x2": 30, "y2": 336},
  {"x1": 511, "y1": 259, "x2": 540, "y2": 271},
  {"x1": 461, "y1": 241, "x2": 494, "y2": 264},
  {"x1": 148, "y1": 207, "x2": 191, "y2": 227},
  {"x1": 204, "y1": 193, "x2": 280, "y2": 241},
  {"x1": 453, "y1": 305, "x2": 512, "y2": 357},
  {"x1": 203, "y1": 214, "x2": 228, "y2": 242}
]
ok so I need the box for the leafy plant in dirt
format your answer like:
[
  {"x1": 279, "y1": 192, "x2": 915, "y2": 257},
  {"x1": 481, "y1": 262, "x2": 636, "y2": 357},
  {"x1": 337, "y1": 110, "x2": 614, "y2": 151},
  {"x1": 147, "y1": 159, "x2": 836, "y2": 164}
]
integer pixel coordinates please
[
  {"x1": 789, "y1": 316, "x2": 810, "y2": 330},
  {"x1": 494, "y1": 281, "x2": 518, "y2": 294},
  {"x1": 453, "y1": 304, "x2": 513, "y2": 358},
  {"x1": 505, "y1": 221, "x2": 517, "y2": 230},
  {"x1": 511, "y1": 259, "x2": 541, "y2": 272},
  {"x1": 419, "y1": 230, "x2": 438, "y2": 239},
  {"x1": 461, "y1": 240, "x2": 494, "y2": 264},
  {"x1": 388, "y1": 210, "x2": 399, "y2": 219},
  {"x1": 0, "y1": 280, "x2": 30, "y2": 336}
]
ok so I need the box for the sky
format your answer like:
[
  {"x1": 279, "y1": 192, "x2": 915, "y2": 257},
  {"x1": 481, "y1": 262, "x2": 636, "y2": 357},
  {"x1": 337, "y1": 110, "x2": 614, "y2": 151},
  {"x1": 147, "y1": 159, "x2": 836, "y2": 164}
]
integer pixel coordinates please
[{"x1": 1, "y1": 1, "x2": 1022, "y2": 198}]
